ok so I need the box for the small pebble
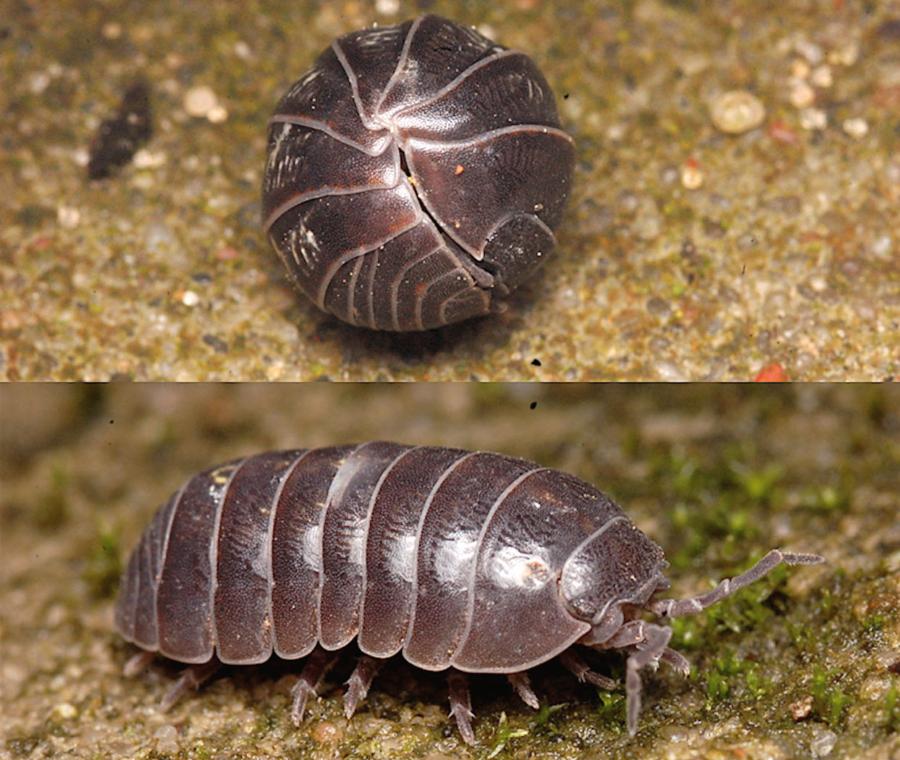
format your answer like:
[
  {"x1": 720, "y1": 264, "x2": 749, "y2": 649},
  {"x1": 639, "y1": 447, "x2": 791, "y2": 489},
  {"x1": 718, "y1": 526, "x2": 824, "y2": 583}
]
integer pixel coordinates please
[
  {"x1": 57, "y1": 206, "x2": 80, "y2": 229},
  {"x1": 654, "y1": 361, "x2": 687, "y2": 381},
  {"x1": 790, "y1": 695, "x2": 814, "y2": 721},
  {"x1": 181, "y1": 290, "x2": 200, "y2": 307},
  {"x1": 828, "y1": 40, "x2": 859, "y2": 67},
  {"x1": 29, "y1": 70, "x2": 51, "y2": 94},
  {"x1": 754, "y1": 363, "x2": 789, "y2": 382},
  {"x1": 312, "y1": 720, "x2": 343, "y2": 744},
  {"x1": 606, "y1": 122, "x2": 628, "y2": 141},
  {"x1": 790, "y1": 58, "x2": 811, "y2": 80},
  {"x1": 132, "y1": 149, "x2": 166, "y2": 169},
  {"x1": 207, "y1": 105, "x2": 228, "y2": 124},
  {"x1": 811, "y1": 64, "x2": 833, "y2": 88},
  {"x1": 153, "y1": 724, "x2": 179, "y2": 754},
  {"x1": 810, "y1": 728, "x2": 838, "y2": 757},
  {"x1": 789, "y1": 79, "x2": 816, "y2": 108},
  {"x1": 842, "y1": 117, "x2": 868, "y2": 139},
  {"x1": 870, "y1": 235, "x2": 893, "y2": 260},
  {"x1": 53, "y1": 702, "x2": 78, "y2": 720},
  {"x1": 102, "y1": 21, "x2": 122, "y2": 40},
  {"x1": 183, "y1": 86, "x2": 219, "y2": 118},
  {"x1": 795, "y1": 38, "x2": 824, "y2": 65},
  {"x1": 375, "y1": 0, "x2": 400, "y2": 14},
  {"x1": 681, "y1": 159, "x2": 703, "y2": 190},
  {"x1": 799, "y1": 108, "x2": 827, "y2": 130},
  {"x1": 710, "y1": 90, "x2": 766, "y2": 134}
]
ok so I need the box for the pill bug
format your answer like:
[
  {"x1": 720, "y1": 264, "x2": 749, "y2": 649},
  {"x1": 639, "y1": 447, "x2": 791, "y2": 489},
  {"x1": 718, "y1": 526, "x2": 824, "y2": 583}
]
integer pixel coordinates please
[
  {"x1": 116, "y1": 443, "x2": 823, "y2": 743},
  {"x1": 261, "y1": 15, "x2": 575, "y2": 331}
]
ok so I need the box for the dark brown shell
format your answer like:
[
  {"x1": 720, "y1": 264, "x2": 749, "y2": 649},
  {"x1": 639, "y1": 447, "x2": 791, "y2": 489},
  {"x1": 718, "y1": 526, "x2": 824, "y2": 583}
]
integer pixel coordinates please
[
  {"x1": 261, "y1": 15, "x2": 575, "y2": 331},
  {"x1": 116, "y1": 444, "x2": 663, "y2": 672}
]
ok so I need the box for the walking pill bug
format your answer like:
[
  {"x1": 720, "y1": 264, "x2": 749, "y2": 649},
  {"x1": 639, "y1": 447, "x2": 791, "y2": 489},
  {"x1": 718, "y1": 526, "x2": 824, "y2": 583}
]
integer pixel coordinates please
[
  {"x1": 261, "y1": 15, "x2": 575, "y2": 331},
  {"x1": 116, "y1": 443, "x2": 823, "y2": 743}
]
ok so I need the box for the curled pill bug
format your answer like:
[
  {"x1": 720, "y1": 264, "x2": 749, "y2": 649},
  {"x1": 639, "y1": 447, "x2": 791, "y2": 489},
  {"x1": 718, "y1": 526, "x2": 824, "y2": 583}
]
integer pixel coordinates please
[
  {"x1": 116, "y1": 443, "x2": 824, "y2": 743},
  {"x1": 261, "y1": 15, "x2": 575, "y2": 331}
]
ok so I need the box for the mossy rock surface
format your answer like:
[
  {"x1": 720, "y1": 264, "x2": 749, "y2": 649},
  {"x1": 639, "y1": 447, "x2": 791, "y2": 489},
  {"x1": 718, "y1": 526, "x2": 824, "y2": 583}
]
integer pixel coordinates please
[{"x1": 1, "y1": 384, "x2": 897, "y2": 758}]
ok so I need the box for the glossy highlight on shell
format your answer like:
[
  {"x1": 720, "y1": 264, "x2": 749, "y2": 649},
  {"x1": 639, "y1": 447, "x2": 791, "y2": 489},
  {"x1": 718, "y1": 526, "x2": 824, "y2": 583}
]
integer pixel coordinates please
[
  {"x1": 261, "y1": 15, "x2": 575, "y2": 331},
  {"x1": 116, "y1": 443, "x2": 823, "y2": 744}
]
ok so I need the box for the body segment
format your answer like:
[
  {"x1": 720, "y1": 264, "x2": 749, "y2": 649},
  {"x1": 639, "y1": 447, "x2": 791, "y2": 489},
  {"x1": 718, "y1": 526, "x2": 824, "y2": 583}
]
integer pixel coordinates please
[{"x1": 261, "y1": 15, "x2": 575, "y2": 330}]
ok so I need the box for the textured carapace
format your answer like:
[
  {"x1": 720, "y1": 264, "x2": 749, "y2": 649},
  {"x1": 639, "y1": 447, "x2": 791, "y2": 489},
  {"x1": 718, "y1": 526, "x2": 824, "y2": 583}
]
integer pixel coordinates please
[
  {"x1": 261, "y1": 15, "x2": 575, "y2": 331},
  {"x1": 117, "y1": 444, "x2": 823, "y2": 743}
]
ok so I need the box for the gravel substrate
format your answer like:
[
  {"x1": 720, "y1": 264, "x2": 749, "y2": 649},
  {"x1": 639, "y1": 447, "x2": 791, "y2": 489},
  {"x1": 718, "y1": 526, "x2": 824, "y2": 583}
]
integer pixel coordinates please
[{"x1": 1, "y1": 1, "x2": 898, "y2": 380}]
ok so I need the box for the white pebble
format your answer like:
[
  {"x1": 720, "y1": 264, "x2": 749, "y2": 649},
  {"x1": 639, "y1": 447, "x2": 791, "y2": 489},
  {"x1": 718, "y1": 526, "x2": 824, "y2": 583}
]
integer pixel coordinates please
[
  {"x1": 102, "y1": 21, "x2": 122, "y2": 40},
  {"x1": 234, "y1": 40, "x2": 252, "y2": 60},
  {"x1": 132, "y1": 149, "x2": 166, "y2": 169},
  {"x1": 710, "y1": 90, "x2": 766, "y2": 134},
  {"x1": 29, "y1": 71, "x2": 51, "y2": 94},
  {"x1": 811, "y1": 728, "x2": 837, "y2": 757},
  {"x1": 871, "y1": 235, "x2": 893, "y2": 260},
  {"x1": 72, "y1": 147, "x2": 89, "y2": 167},
  {"x1": 57, "y1": 206, "x2": 80, "y2": 229},
  {"x1": 53, "y1": 702, "x2": 78, "y2": 720},
  {"x1": 181, "y1": 290, "x2": 200, "y2": 307},
  {"x1": 183, "y1": 85, "x2": 219, "y2": 118},
  {"x1": 790, "y1": 58, "x2": 811, "y2": 80},
  {"x1": 799, "y1": 108, "x2": 827, "y2": 130},
  {"x1": 154, "y1": 724, "x2": 179, "y2": 754},
  {"x1": 375, "y1": 0, "x2": 400, "y2": 14},
  {"x1": 811, "y1": 64, "x2": 833, "y2": 88},
  {"x1": 789, "y1": 78, "x2": 816, "y2": 108},
  {"x1": 207, "y1": 104, "x2": 228, "y2": 123},
  {"x1": 842, "y1": 117, "x2": 869, "y2": 139},
  {"x1": 795, "y1": 38, "x2": 823, "y2": 65},
  {"x1": 606, "y1": 122, "x2": 627, "y2": 141},
  {"x1": 681, "y1": 162, "x2": 704, "y2": 190},
  {"x1": 828, "y1": 40, "x2": 859, "y2": 67}
]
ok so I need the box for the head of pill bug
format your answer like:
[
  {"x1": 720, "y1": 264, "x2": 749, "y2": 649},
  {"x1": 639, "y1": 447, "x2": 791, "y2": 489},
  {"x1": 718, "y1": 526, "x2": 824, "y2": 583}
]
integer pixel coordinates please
[{"x1": 261, "y1": 14, "x2": 575, "y2": 331}]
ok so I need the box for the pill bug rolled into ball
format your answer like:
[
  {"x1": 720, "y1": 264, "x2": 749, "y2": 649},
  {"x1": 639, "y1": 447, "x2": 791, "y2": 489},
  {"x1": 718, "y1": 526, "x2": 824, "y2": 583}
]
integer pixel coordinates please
[{"x1": 261, "y1": 15, "x2": 575, "y2": 331}]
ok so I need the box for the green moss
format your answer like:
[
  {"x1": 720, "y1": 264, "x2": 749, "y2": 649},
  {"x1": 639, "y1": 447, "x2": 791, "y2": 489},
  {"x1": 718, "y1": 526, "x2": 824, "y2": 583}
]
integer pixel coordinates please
[
  {"x1": 884, "y1": 685, "x2": 899, "y2": 731},
  {"x1": 34, "y1": 464, "x2": 71, "y2": 529},
  {"x1": 800, "y1": 484, "x2": 851, "y2": 513},
  {"x1": 82, "y1": 525, "x2": 122, "y2": 600},
  {"x1": 704, "y1": 649, "x2": 770, "y2": 706},
  {"x1": 594, "y1": 690, "x2": 626, "y2": 731},
  {"x1": 486, "y1": 711, "x2": 530, "y2": 758},
  {"x1": 811, "y1": 667, "x2": 851, "y2": 729}
]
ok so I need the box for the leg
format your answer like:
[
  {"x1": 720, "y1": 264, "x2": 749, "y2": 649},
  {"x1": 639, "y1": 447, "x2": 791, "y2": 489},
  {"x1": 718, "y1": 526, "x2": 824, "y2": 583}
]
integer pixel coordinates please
[
  {"x1": 506, "y1": 671, "x2": 540, "y2": 710},
  {"x1": 624, "y1": 624, "x2": 672, "y2": 736},
  {"x1": 559, "y1": 649, "x2": 617, "y2": 691},
  {"x1": 599, "y1": 619, "x2": 646, "y2": 650},
  {"x1": 660, "y1": 647, "x2": 691, "y2": 677},
  {"x1": 447, "y1": 671, "x2": 476, "y2": 746},
  {"x1": 123, "y1": 649, "x2": 155, "y2": 677},
  {"x1": 650, "y1": 549, "x2": 824, "y2": 618},
  {"x1": 160, "y1": 659, "x2": 220, "y2": 712},
  {"x1": 343, "y1": 655, "x2": 382, "y2": 719},
  {"x1": 291, "y1": 648, "x2": 338, "y2": 725}
]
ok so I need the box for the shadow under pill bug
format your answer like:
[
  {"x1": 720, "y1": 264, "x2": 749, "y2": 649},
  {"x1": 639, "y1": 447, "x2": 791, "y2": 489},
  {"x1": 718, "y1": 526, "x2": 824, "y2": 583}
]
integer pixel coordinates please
[
  {"x1": 116, "y1": 443, "x2": 823, "y2": 744},
  {"x1": 261, "y1": 15, "x2": 575, "y2": 331}
]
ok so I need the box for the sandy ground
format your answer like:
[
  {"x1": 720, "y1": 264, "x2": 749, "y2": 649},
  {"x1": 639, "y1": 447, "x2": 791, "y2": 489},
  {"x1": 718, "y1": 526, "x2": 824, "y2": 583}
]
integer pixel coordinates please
[
  {"x1": 1, "y1": 0, "x2": 898, "y2": 381},
  {"x1": 1, "y1": 384, "x2": 897, "y2": 758}
]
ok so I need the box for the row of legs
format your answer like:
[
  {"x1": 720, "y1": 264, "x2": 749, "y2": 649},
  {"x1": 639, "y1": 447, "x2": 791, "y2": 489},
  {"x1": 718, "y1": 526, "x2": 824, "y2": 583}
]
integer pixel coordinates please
[{"x1": 124, "y1": 647, "x2": 617, "y2": 745}]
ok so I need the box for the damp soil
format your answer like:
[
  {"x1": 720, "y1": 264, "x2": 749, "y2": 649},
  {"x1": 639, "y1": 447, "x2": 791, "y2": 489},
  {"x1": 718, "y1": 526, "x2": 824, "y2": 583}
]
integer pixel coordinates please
[{"x1": 1, "y1": 0, "x2": 898, "y2": 380}]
